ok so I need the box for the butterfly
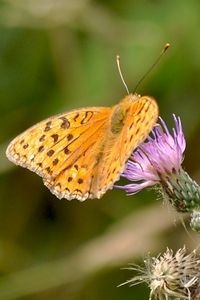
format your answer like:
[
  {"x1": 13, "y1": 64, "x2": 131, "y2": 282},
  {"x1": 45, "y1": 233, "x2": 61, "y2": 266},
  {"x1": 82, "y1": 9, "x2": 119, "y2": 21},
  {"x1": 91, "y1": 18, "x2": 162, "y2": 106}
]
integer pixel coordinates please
[{"x1": 6, "y1": 93, "x2": 158, "y2": 201}]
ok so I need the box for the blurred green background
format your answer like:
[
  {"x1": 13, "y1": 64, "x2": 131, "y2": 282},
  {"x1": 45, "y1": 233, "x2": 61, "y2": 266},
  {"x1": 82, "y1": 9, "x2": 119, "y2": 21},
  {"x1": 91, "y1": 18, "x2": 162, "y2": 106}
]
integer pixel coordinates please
[{"x1": 1, "y1": 0, "x2": 200, "y2": 299}]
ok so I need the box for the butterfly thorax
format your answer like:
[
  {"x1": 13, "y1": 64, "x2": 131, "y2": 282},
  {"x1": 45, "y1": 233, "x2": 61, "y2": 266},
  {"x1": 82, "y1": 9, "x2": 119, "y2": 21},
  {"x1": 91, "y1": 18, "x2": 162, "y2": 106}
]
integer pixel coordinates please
[
  {"x1": 110, "y1": 105, "x2": 126, "y2": 134},
  {"x1": 110, "y1": 94, "x2": 140, "y2": 134}
]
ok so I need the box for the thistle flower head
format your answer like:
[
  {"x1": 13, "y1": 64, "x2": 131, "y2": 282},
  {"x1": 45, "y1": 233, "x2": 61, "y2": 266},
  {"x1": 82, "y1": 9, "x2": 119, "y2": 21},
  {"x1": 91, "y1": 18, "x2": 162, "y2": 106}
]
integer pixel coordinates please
[
  {"x1": 119, "y1": 114, "x2": 186, "y2": 195},
  {"x1": 117, "y1": 115, "x2": 200, "y2": 231},
  {"x1": 120, "y1": 247, "x2": 200, "y2": 300}
]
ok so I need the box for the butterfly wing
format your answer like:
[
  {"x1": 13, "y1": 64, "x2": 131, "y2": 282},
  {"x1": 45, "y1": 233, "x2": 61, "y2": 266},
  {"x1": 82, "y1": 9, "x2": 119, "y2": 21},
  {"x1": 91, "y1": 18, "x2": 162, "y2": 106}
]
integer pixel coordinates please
[
  {"x1": 89, "y1": 94, "x2": 159, "y2": 197},
  {"x1": 6, "y1": 107, "x2": 111, "y2": 200}
]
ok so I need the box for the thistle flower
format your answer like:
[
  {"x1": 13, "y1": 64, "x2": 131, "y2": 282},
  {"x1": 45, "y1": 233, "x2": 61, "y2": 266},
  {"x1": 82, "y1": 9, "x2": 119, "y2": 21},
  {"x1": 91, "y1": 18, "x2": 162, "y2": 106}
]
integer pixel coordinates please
[
  {"x1": 117, "y1": 115, "x2": 200, "y2": 231},
  {"x1": 120, "y1": 247, "x2": 200, "y2": 300}
]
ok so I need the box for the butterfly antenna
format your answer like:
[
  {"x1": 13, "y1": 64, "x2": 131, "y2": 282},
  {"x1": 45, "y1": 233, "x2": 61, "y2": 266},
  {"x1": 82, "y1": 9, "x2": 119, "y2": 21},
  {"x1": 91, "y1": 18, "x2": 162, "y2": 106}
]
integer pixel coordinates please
[
  {"x1": 116, "y1": 55, "x2": 130, "y2": 94},
  {"x1": 133, "y1": 43, "x2": 170, "y2": 93}
]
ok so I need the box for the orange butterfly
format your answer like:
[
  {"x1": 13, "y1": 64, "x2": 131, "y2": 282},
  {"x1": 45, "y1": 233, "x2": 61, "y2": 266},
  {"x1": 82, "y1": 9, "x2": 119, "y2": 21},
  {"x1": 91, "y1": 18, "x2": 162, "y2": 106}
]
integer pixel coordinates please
[{"x1": 6, "y1": 94, "x2": 158, "y2": 201}]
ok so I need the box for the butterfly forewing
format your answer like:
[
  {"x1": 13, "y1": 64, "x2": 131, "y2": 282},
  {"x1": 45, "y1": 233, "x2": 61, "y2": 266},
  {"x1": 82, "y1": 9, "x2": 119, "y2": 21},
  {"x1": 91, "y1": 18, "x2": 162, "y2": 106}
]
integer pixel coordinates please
[
  {"x1": 88, "y1": 94, "x2": 159, "y2": 198},
  {"x1": 6, "y1": 107, "x2": 111, "y2": 199}
]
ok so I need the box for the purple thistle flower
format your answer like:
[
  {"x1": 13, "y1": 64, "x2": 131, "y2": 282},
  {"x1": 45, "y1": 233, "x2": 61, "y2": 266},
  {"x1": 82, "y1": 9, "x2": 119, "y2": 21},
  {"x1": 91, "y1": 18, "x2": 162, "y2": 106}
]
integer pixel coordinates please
[
  {"x1": 117, "y1": 114, "x2": 200, "y2": 231},
  {"x1": 120, "y1": 115, "x2": 185, "y2": 193}
]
